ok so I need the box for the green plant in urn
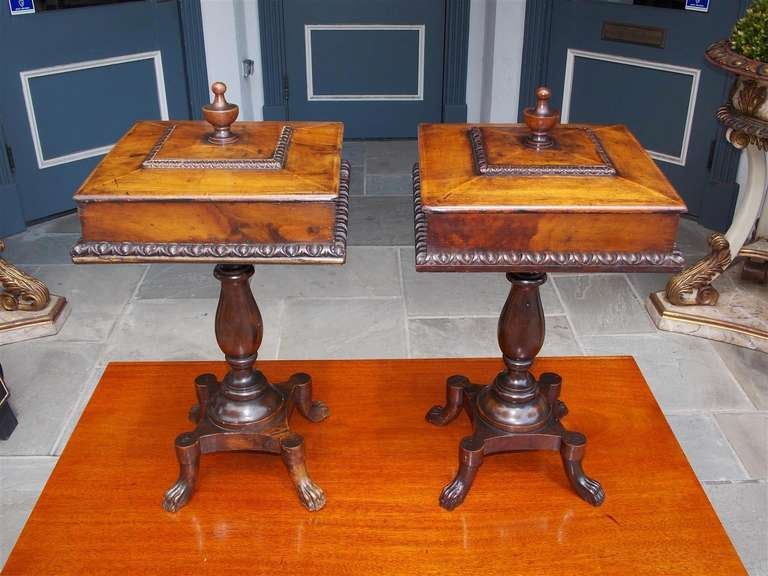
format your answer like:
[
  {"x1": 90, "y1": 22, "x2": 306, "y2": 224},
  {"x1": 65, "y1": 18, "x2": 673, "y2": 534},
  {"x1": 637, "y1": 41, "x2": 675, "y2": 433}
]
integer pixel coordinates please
[{"x1": 705, "y1": 0, "x2": 768, "y2": 149}]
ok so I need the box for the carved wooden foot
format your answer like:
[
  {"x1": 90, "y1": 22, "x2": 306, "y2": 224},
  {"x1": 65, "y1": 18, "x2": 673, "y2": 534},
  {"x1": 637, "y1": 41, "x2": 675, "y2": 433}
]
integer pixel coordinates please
[
  {"x1": 561, "y1": 431, "x2": 605, "y2": 506},
  {"x1": 426, "y1": 375, "x2": 469, "y2": 426},
  {"x1": 439, "y1": 436, "x2": 483, "y2": 510},
  {"x1": 163, "y1": 432, "x2": 202, "y2": 512},
  {"x1": 281, "y1": 433, "x2": 326, "y2": 512},
  {"x1": 291, "y1": 372, "x2": 330, "y2": 423}
]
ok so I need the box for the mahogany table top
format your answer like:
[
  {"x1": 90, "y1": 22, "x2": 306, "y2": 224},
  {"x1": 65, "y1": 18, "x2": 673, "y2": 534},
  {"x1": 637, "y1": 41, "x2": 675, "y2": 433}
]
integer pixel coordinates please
[{"x1": 3, "y1": 358, "x2": 745, "y2": 576}]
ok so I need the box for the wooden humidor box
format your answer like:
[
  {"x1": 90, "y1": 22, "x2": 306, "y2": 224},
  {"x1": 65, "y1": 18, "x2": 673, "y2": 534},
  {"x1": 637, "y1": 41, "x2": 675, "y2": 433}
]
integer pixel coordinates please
[
  {"x1": 72, "y1": 120, "x2": 348, "y2": 264},
  {"x1": 414, "y1": 122, "x2": 687, "y2": 272}
]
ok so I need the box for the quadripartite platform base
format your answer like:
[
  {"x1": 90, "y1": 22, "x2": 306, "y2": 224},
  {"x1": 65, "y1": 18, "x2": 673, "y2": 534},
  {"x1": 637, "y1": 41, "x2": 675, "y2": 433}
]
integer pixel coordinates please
[
  {"x1": 428, "y1": 371, "x2": 604, "y2": 510},
  {"x1": 163, "y1": 370, "x2": 329, "y2": 513},
  {"x1": 426, "y1": 272, "x2": 604, "y2": 510}
]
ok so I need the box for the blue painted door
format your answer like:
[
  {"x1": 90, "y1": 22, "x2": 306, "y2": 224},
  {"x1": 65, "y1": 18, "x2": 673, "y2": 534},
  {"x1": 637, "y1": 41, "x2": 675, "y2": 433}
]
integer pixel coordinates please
[
  {"x1": 0, "y1": 0, "x2": 191, "y2": 235},
  {"x1": 283, "y1": 0, "x2": 445, "y2": 138},
  {"x1": 540, "y1": 0, "x2": 743, "y2": 225}
]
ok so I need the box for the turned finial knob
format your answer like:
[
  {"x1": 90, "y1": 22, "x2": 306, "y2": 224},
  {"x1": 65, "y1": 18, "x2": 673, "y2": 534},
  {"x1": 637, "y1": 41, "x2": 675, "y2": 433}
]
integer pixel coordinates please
[
  {"x1": 523, "y1": 86, "x2": 560, "y2": 150},
  {"x1": 202, "y1": 81, "x2": 240, "y2": 144}
]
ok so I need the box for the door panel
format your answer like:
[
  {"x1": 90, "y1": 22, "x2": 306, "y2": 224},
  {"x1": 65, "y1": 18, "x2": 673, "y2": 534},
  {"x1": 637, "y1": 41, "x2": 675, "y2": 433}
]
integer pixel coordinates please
[
  {"x1": 283, "y1": 0, "x2": 444, "y2": 139},
  {"x1": 566, "y1": 53, "x2": 697, "y2": 163},
  {"x1": 544, "y1": 0, "x2": 742, "y2": 219},
  {"x1": 0, "y1": 0, "x2": 190, "y2": 225}
]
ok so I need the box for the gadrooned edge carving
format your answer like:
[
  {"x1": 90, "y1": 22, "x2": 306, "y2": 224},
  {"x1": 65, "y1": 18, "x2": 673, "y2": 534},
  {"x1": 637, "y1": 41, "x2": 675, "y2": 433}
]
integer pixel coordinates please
[
  {"x1": 705, "y1": 39, "x2": 768, "y2": 81},
  {"x1": 717, "y1": 105, "x2": 768, "y2": 151},
  {"x1": 467, "y1": 126, "x2": 617, "y2": 177},
  {"x1": 412, "y1": 164, "x2": 685, "y2": 271},
  {"x1": 71, "y1": 161, "x2": 350, "y2": 263},
  {"x1": 141, "y1": 125, "x2": 294, "y2": 170}
]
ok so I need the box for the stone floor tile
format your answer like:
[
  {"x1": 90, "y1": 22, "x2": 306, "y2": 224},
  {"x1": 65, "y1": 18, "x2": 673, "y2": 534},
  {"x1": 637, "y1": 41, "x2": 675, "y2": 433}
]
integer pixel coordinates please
[
  {"x1": 704, "y1": 482, "x2": 768, "y2": 576},
  {"x1": 31, "y1": 211, "x2": 81, "y2": 234},
  {"x1": 0, "y1": 341, "x2": 102, "y2": 455},
  {"x1": 666, "y1": 414, "x2": 749, "y2": 482},
  {"x1": 104, "y1": 299, "x2": 280, "y2": 361},
  {"x1": 50, "y1": 366, "x2": 104, "y2": 456},
  {"x1": 365, "y1": 140, "x2": 417, "y2": 174},
  {"x1": 401, "y1": 248, "x2": 564, "y2": 317},
  {"x1": 137, "y1": 264, "x2": 222, "y2": 300},
  {"x1": 253, "y1": 247, "x2": 401, "y2": 300},
  {"x1": 342, "y1": 141, "x2": 365, "y2": 167},
  {"x1": 408, "y1": 314, "x2": 580, "y2": 358},
  {"x1": 582, "y1": 333, "x2": 754, "y2": 412},
  {"x1": 715, "y1": 413, "x2": 768, "y2": 480},
  {"x1": 0, "y1": 456, "x2": 56, "y2": 492},
  {"x1": 677, "y1": 217, "x2": 713, "y2": 258},
  {"x1": 138, "y1": 248, "x2": 401, "y2": 301},
  {"x1": 1, "y1": 233, "x2": 79, "y2": 265},
  {"x1": 279, "y1": 298, "x2": 406, "y2": 359},
  {"x1": 365, "y1": 173, "x2": 412, "y2": 196},
  {"x1": 348, "y1": 197, "x2": 414, "y2": 246},
  {"x1": 348, "y1": 168, "x2": 365, "y2": 196},
  {"x1": 34, "y1": 264, "x2": 147, "y2": 342},
  {"x1": 553, "y1": 274, "x2": 656, "y2": 336},
  {"x1": 712, "y1": 341, "x2": 768, "y2": 410},
  {"x1": 0, "y1": 489, "x2": 44, "y2": 569}
]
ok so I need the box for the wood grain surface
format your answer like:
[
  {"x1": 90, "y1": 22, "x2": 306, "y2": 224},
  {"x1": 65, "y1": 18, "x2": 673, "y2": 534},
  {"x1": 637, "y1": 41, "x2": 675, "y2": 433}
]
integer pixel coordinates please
[
  {"x1": 73, "y1": 120, "x2": 345, "y2": 249},
  {"x1": 418, "y1": 123, "x2": 685, "y2": 211},
  {"x1": 76, "y1": 121, "x2": 343, "y2": 200},
  {"x1": 3, "y1": 358, "x2": 745, "y2": 576}
]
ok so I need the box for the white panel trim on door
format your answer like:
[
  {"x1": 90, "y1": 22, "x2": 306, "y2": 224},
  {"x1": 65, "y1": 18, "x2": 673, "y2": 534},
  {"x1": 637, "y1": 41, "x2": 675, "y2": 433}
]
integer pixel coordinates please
[
  {"x1": 20, "y1": 51, "x2": 169, "y2": 170},
  {"x1": 561, "y1": 49, "x2": 701, "y2": 166},
  {"x1": 304, "y1": 24, "x2": 425, "y2": 101}
]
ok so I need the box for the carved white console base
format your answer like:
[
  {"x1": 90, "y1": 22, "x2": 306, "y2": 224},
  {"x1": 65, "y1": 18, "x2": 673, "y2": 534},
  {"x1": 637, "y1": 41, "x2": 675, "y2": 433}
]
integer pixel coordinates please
[
  {"x1": 648, "y1": 139, "x2": 767, "y2": 352},
  {"x1": 648, "y1": 274, "x2": 768, "y2": 353},
  {"x1": 0, "y1": 294, "x2": 70, "y2": 345}
]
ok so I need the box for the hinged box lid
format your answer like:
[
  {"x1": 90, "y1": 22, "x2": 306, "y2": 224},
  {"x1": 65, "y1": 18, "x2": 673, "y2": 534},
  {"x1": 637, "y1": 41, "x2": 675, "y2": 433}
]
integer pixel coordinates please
[
  {"x1": 417, "y1": 122, "x2": 685, "y2": 214},
  {"x1": 75, "y1": 120, "x2": 344, "y2": 203}
]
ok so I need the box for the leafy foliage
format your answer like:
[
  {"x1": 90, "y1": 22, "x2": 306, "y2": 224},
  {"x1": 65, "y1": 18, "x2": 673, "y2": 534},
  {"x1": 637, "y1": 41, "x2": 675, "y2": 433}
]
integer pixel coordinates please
[{"x1": 731, "y1": 0, "x2": 768, "y2": 62}]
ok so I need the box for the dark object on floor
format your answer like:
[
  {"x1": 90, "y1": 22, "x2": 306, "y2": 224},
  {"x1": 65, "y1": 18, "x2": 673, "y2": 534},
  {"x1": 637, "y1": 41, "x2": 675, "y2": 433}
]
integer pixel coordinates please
[{"x1": 0, "y1": 363, "x2": 18, "y2": 440}]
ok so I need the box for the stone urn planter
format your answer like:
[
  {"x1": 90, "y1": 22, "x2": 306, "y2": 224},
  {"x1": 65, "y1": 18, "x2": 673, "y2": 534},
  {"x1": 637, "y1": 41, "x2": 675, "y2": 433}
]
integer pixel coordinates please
[{"x1": 705, "y1": 39, "x2": 768, "y2": 151}]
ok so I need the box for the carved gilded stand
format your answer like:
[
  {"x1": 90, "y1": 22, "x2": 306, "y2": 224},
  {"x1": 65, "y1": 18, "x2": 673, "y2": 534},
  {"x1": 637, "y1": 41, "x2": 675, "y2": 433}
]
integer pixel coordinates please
[
  {"x1": 650, "y1": 40, "x2": 768, "y2": 351},
  {"x1": 0, "y1": 240, "x2": 69, "y2": 345}
]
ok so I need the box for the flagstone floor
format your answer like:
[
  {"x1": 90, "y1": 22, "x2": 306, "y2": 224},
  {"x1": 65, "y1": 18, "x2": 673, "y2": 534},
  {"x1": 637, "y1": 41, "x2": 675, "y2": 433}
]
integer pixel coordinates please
[{"x1": 0, "y1": 141, "x2": 766, "y2": 574}]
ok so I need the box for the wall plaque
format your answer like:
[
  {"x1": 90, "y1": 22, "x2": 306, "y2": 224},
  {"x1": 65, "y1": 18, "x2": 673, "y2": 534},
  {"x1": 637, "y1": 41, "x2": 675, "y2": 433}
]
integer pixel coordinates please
[{"x1": 601, "y1": 21, "x2": 666, "y2": 48}]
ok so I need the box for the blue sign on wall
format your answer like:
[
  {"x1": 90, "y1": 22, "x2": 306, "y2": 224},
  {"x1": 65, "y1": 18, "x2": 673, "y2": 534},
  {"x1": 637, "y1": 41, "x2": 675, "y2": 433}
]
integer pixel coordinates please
[
  {"x1": 685, "y1": 0, "x2": 710, "y2": 12},
  {"x1": 8, "y1": 0, "x2": 35, "y2": 15}
]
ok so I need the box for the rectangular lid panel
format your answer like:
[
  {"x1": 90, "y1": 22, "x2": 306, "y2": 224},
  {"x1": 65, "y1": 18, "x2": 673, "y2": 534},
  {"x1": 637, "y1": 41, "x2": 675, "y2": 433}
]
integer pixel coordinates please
[
  {"x1": 418, "y1": 123, "x2": 686, "y2": 213},
  {"x1": 76, "y1": 121, "x2": 344, "y2": 202}
]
